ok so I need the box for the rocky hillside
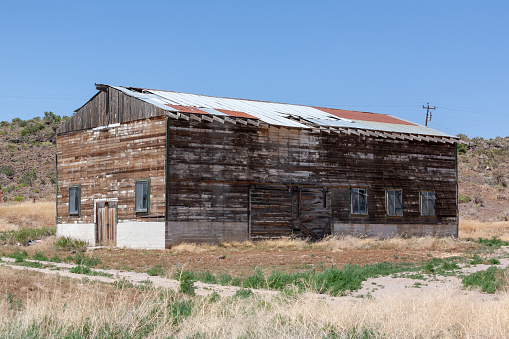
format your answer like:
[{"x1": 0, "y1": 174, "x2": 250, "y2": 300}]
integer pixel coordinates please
[
  {"x1": 1, "y1": 113, "x2": 508, "y2": 221},
  {"x1": 457, "y1": 134, "x2": 509, "y2": 221},
  {"x1": 0, "y1": 112, "x2": 66, "y2": 203}
]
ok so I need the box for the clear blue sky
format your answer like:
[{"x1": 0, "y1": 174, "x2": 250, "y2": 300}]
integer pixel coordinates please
[{"x1": 1, "y1": 1, "x2": 508, "y2": 138}]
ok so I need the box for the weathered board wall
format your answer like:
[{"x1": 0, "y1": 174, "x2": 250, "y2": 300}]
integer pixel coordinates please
[
  {"x1": 56, "y1": 116, "x2": 166, "y2": 224},
  {"x1": 166, "y1": 118, "x2": 457, "y2": 245},
  {"x1": 57, "y1": 87, "x2": 167, "y2": 134}
]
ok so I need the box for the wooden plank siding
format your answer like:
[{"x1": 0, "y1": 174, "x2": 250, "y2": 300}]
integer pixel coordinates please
[
  {"x1": 56, "y1": 116, "x2": 166, "y2": 224},
  {"x1": 166, "y1": 118, "x2": 457, "y2": 242}
]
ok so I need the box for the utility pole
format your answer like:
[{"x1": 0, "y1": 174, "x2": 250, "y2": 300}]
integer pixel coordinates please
[{"x1": 422, "y1": 103, "x2": 437, "y2": 126}]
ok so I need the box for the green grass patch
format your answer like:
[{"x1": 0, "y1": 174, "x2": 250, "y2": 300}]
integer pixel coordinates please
[
  {"x1": 7, "y1": 249, "x2": 29, "y2": 262},
  {"x1": 69, "y1": 265, "x2": 113, "y2": 278},
  {"x1": 147, "y1": 264, "x2": 165, "y2": 277},
  {"x1": 32, "y1": 251, "x2": 49, "y2": 261},
  {"x1": 462, "y1": 266, "x2": 506, "y2": 293},
  {"x1": 475, "y1": 236, "x2": 509, "y2": 249},
  {"x1": 54, "y1": 236, "x2": 88, "y2": 252},
  {"x1": 73, "y1": 253, "x2": 101, "y2": 267}
]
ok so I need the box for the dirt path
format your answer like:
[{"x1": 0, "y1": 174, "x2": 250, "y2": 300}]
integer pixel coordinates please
[{"x1": 3, "y1": 246, "x2": 509, "y2": 302}]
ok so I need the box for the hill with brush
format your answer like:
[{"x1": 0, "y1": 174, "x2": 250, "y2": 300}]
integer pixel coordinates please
[
  {"x1": 0, "y1": 113, "x2": 508, "y2": 221},
  {"x1": 0, "y1": 112, "x2": 66, "y2": 203}
]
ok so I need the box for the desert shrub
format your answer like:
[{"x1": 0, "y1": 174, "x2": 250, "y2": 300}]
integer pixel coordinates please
[
  {"x1": 0, "y1": 166, "x2": 15, "y2": 177},
  {"x1": 457, "y1": 143, "x2": 468, "y2": 154},
  {"x1": 459, "y1": 194, "x2": 471, "y2": 203},
  {"x1": 14, "y1": 196, "x2": 23, "y2": 202},
  {"x1": 18, "y1": 169, "x2": 36, "y2": 186},
  {"x1": 20, "y1": 122, "x2": 45, "y2": 136}
]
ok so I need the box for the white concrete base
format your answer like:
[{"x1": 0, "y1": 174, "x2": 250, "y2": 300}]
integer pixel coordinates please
[
  {"x1": 117, "y1": 221, "x2": 165, "y2": 249},
  {"x1": 57, "y1": 223, "x2": 96, "y2": 245}
]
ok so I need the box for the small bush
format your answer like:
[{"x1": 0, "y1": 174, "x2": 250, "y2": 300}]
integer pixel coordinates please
[
  {"x1": 13, "y1": 196, "x2": 23, "y2": 202},
  {"x1": 54, "y1": 237, "x2": 88, "y2": 252},
  {"x1": 0, "y1": 166, "x2": 15, "y2": 177},
  {"x1": 176, "y1": 270, "x2": 196, "y2": 296},
  {"x1": 459, "y1": 194, "x2": 471, "y2": 204}
]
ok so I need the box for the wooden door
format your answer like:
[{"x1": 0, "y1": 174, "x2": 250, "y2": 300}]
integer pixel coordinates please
[
  {"x1": 249, "y1": 186, "x2": 332, "y2": 240},
  {"x1": 96, "y1": 201, "x2": 117, "y2": 245}
]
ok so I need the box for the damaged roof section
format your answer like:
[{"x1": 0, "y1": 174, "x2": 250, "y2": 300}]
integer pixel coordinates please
[{"x1": 57, "y1": 84, "x2": 457, "y2": 142}]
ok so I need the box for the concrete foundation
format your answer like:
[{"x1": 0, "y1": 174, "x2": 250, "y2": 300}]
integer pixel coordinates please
[
  {"x1": 57, "y1": 223, "x2": 96, "y2": 245},
  {"x1": 333, "y1": 223, "x2": 458, "y2": 238},
  {"x1": 166, "y1": 221, "x2": 248, "y2": 246},
  {"x1": 117, "y1": 221, "x2": 165, "y2": 249}
]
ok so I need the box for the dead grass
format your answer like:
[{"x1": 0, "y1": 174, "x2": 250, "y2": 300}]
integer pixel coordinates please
[
  {"x1": 459, "y1": 219, "x2": 509, "y2": 240},
  {"x1": 2, "y1": 265, "x2": 509, "y2": 338},
  {"x1": 168, "y1": 235, "x2": 467, "y2": 254},
  {"x1": 0, "y1": 201, "x2": 55, "y2": 229}
]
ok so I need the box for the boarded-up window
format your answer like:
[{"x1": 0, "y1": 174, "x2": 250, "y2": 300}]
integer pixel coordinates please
[
  {"x1": 420, "y1": 191, "x2": 436, "y2": 216},
  {"x1": 69, "y1": 185, "x2": 81, "y2": 216},
  {"x1": 386, "y1": 189, "x2": 403, "y2": 216},
  {"x1": 135, "y1": 180, "x2": 150, "y2": 213},
  {"x1": 351, "y1": 188, "x2": 367, "y2": 215}
]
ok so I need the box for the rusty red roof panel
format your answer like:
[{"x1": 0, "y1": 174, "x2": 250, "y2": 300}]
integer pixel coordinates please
[
  {"x1": 315, "y1": 107, "x2": 416, "y2": 125},
  {"x1": 215, "y1": 109, "x2": 259, "y2": 120},
  {"x1": 165, "y1": 104, "x2": 209, "y2": 114}
]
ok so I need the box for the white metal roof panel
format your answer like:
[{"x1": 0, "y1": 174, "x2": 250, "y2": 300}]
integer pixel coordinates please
[{"x1": 111, "y1": 86, "x2": 455, "y2": 139}]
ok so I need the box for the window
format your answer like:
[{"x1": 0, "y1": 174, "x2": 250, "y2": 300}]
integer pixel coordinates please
[
  {"x1": 351, "y1": 188, "x2": 368, "y2": 215},
  {"x1": 420, "y1": 191, "x2": 436, "y2": 216},
  {"x1": 135, "y1": 179, "x2": 150, "y2": 213},
  {"x1": 68, "y1": 185, "x2": 81, "y2": 216},
  {"x1": 386, "y1": 189, "x2": 403, "y2": 216}
]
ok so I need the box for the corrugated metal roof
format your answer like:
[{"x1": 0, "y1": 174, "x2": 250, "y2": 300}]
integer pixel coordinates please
[{"x1": 108, "y1": 85, "x2": 455, "y2": 139}]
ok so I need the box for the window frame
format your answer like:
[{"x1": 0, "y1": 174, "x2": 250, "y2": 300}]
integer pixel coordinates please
[
  {"x1": 386, "y1": 189, "x2": 403, "y2": 217},
  {"x1": 134, "y1": 179, "x2": 150, "y2": 214},
  {"x1": 68, "y1": 185, "x2": 81, "y2": 216},
  {"x1": 420, "y1": 190, "x2": 436, "y2": 217},
  {"x1": 350, "y1": 188, "x2": 368, "y2": 215}
]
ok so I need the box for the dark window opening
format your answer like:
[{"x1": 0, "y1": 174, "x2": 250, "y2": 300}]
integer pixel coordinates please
[
  {"x1": 135, "y1": 179, "x2": 150, "y2": 213},
  {"x1": 69, "y1": 185, "x2": 81, "y2": 216},
  {"x1": 351, "y1": 188, "x2": 368, "y2": 215},
  {"x1": 386, "y1": 189, "x2": 403, "y2": 216},
  {"x1": 421, "y1": 191, "x2": 436, "y2": 216}
]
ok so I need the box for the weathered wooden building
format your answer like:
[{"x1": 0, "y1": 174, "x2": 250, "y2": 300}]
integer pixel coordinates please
[{"x1": 56, "y1": 84, "x2": 459, "y2": 249}]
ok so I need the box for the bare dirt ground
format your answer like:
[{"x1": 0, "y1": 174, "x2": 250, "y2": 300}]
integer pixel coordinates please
[{"x1": 1, "y1": 245, "x2": 508, "y2": 303}]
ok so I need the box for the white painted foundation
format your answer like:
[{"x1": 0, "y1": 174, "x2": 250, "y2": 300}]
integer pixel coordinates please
[
  {"x1": 116, "y1": 221, "x2": 165, "y2": 249},
  {"x1": 57, "y1": 223, "x2": 96, "y2": 245}
]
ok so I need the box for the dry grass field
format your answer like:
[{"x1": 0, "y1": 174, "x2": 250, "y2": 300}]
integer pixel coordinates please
[
  {"x1": 0, "y1": 201, "x2": 55, "y2": 231},
  {"x1": 1, "y1": 266, "x2": 509, "y2": 338},
  {"x1": 2, "y1": 202, "x2": 509, "y2": 337}
]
